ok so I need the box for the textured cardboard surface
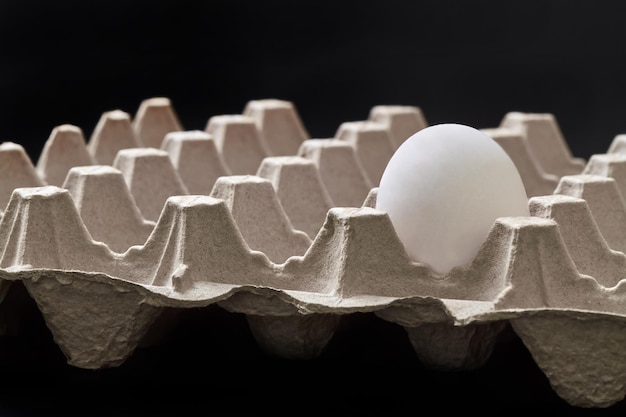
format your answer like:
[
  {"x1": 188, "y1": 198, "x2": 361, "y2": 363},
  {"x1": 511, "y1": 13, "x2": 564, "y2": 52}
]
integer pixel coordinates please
[{"x1": 3, "y1": 97, "x2": 626, "y2": 408}]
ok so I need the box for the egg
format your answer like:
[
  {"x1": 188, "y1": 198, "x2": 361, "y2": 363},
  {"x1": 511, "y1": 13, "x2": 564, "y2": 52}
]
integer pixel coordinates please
[{"x1": 375, "y1": 123, "x2": 529, "y2": 275}]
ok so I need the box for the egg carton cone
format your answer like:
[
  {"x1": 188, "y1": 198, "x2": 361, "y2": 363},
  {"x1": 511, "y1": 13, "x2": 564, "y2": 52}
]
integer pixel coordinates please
[{"x1": 2, "y1": 97, "x2": 625, "y2": 408}]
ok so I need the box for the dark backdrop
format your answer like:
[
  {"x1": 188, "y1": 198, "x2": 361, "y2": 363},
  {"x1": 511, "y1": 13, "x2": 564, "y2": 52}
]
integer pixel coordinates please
[
  {"x1": 2, "y1": 0, "x2": 626, "y2": 162},
  {"x1": 1, "y1": 0, "x2": 626, "y2": 415}
]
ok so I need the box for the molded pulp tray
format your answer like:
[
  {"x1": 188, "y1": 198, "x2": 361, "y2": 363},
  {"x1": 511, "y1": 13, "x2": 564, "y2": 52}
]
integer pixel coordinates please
[{"x1": 2, "y1": 97, "x2": 626, "y2": 409}]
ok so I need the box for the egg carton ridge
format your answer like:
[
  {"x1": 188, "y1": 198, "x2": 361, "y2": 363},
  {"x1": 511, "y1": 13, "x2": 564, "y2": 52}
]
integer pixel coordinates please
[{"x1": 2, "y1": 97, "x2": 626, "y2": 409}]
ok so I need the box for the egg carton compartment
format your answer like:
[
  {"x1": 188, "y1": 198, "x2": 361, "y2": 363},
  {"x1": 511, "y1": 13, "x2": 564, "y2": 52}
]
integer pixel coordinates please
[{"x1": 2, "y1": 97, "x2": 626, "y2": 409}]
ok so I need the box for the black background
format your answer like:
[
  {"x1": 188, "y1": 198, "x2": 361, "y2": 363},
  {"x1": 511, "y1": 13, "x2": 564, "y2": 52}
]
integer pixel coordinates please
[
  {"x1": 2, "y1": 0, "x2": 626, "y2": 415},
  {"x1": 2, "y1": 0, "x2": 626, "y2": 162}
]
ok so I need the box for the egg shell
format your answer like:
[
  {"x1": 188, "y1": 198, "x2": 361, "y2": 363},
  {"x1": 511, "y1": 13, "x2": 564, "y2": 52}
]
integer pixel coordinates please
[{"x1": 376, "y1": 123, "x2": 530, "y2": 275}]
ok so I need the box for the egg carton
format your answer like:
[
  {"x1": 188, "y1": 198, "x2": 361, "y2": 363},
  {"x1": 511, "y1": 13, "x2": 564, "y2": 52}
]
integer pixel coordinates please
[{"x1": 0, "y1": 97, "x2": 624, "y2": 408}]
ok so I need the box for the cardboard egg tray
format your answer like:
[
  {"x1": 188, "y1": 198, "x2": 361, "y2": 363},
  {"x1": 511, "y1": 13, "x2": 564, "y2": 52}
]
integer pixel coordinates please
[{"x1": 1, "y1": 97, "x2": 625, "y2": 408}]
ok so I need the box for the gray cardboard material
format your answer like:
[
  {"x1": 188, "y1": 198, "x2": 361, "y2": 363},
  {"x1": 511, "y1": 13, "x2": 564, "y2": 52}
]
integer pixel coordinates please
[
  {"x1": 367, "y1": 105, "x2": 428, "y2": 149},
  {"x1": 2, "y1": 98, "x2": 626, "y2": 408},
  {"x1": 62, "y1": 165, "x2": 156, "y2": 254},
  {"x1": 256, "y1": 156, "x2": 333, "y2": 240},
  {"x1": 481, "y1": 126, "x2": 560, "y2": 197},
  {"x1": 132, "y1": 97, "x2": 183, "y2": 149},
  {"x1": 554, "y1": 174, "x2": 626, "y2": 254},
  {"x1": 0, "y1": 142, "x2": 45, "y2": 211},
  {"x1": 88, "y1": 110, "x2": 141, "y2": 165},
  {"x1": 36, "y1": 124, "x2": 95, "y2": 187},
  {"x1": 500, "y1": 111, "x2": 586, "y2": 177},
  {"x1": 335, "y1": 120, "x2": 395, "y2": 187},
  {"x1": 243, "y1": 98, "x2": 310, "y2": 157},
  {"x1": 583, "y1": 152, "x2": 626, "y2": 199},
  {"x1": 205, "y1": 114, "x2": 271, "y2": 175},
  {"x1": 297, "y1": 138, "x2": 372, "y2": 207},
  {"x1": 112, "y1": 147, "x2": 189, "y2": 222},
  {"x1": 161, "y1": 130, "x2": 231, "y2": 195},
  {"x1": 209, "y1": 174, "x2": 311, "y2": 264},
  {"x1": 608, "y1": 134, "x2": 626, "y2": 154}
]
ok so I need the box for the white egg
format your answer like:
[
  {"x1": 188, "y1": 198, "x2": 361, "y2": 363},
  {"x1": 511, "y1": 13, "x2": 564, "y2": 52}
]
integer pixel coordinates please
[{"x1": 376, "y1": 123, "x2": 529, "y2": 275}]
